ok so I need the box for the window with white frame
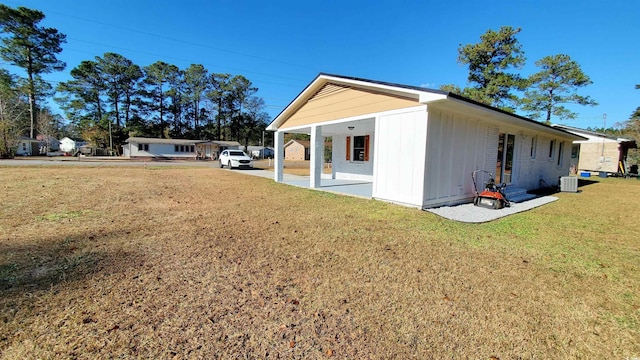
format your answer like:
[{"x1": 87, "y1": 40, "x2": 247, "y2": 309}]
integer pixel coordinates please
[
  {"x1": 557, "y1": 141, "x2": 564, "y2": 166},
  {"x1": 174, "y1": 145, "x2": 194, "y2": 153},
  {"x1": 138, "y1": 143, "x2": 149, "y2": 151},
  {"x1": 530, "y1": 136, "x2": 537, "y2": 159},
  {"x1": 548, "y1": 140, "x2": 555, "y2": 159}
]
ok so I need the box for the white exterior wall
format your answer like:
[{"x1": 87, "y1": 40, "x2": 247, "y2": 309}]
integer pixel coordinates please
[
  {"x1": 527, "y1": 135, "x2": 573, "y2": 186},
  {"x1": 59, "y1": 138, "x2": 78, "y2": 153},
  {"x1": 373, "y1": 106, "x2": 428, "y2": 207},
  {"x1": 423, "y1": 108, "x2": 489, "y2": 208},
  {"x1": 332, "y1": 134, "x2": 374, "y2": 181},
  {"x1": 422, "y1": 108, "x2": 575, "y2": 208},
  {"x1": 15, "y1": 140, "x2": 36, "y2": 156},
  {"x1": 129, "y1": 143, "x2": 195, "y2": 158}
]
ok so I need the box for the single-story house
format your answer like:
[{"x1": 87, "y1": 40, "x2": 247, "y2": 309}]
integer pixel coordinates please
[
  {"x1": 284, "y1": 140, "x2": 310, "y2": 160},
  {"x1": 267, "y1": 73, "x2": 585, "y2": 209},
  {"x1": 247, "y1": 146, "x2": 274, "y2": 159},
  {"x1": 36, "y1": 135, "x2": 60, "y2": 151},
  {"x1": 123, "y1": 137, "x2": 241, "y2": 160},
  {"x1": 15, "y1": 137, "x2": 41, "y2": 156},
  {"x1": 552, "y1": 124, "x2": 637, "y2": 174},
  {"x1": 59, "y1": 137, "x2": 87, "y2": 154}
]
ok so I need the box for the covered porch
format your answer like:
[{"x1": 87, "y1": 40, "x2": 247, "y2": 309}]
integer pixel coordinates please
[{"x1": 272, "y1": 116, "x2": 375, "y2": 190}]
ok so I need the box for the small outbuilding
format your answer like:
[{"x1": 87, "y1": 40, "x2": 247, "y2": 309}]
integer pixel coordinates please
[
  {"x1": 247, "y1": 146, "x2": 274, "y2": 159},
  {"x1": 552, "y1": 124, "x2": 637, "y2": 174},
  {"x1": 59, "y1": 137, "x2": 87, "y2": 154},
  {"x1": 267, "y1": 73, "x2": 585, "y2": 209},
  {"x1": 284, "y1": 140, "x2": 310, "y2": 160}
]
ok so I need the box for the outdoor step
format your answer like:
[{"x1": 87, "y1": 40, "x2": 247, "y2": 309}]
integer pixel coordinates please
[
  {"x1": 502, "y1": 186, "x2": 538, "y2": 204},
  {"x1": 504, "y1": 186, "x2": 528, "y2": 197},
  {"x1": 506, "y1": 192, "x2": 538, "y2": 203}
]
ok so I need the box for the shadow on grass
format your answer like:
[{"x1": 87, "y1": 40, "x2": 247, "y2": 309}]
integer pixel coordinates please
[
  {"x1": 578, "y1": 178, "x2": 600, "y2": 187},
  {"x1": 0, "y1": 229, "x2": 142, "y2": 294}
]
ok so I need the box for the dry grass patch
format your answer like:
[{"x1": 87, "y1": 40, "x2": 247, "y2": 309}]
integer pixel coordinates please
[{"x1": 0, "y1": 166, "x2": 638, "y2": 359}]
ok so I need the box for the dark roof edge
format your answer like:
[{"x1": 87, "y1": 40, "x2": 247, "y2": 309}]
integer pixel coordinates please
[
  {"x1": 268, "y1": 73, "x2": 586, "y2": 140},
  {"x1": 552, "y1": 124, "x2": 636, "y2": 143}
]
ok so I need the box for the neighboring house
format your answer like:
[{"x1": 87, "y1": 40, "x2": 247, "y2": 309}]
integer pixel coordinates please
[
  {"x1": 123, "y1": 137, "x2": 241, "y2": 160},
  {"x1": 59, "y1": 137, "x2": 87, "y2": 154},
  {"x1": 247, "y1": 146, "x2": 274, "y2": 159},
  {"x1": 284, "y1": 140, "x2": 310, "y2": 160},
  {"x1": 36, "y1": 135, "x2": 60, "y2": 151},
  {"x1": 552, "y1": 124, "x2": 637, "y2": 174},
  {"x1": 15, "y1": 137, "x2": 40, "y2": 156},
  {"x1": 267, "y1": 73, "x2": 585, "y2": 209}
]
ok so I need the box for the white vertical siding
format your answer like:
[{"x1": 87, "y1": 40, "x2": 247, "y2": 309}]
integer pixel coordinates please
[
  {"x1": 423, "y1": 108, "x2": 489, "y2": 208},
  {"x1": 372, "y1": 107, "x2": 428, "y2": 207}
]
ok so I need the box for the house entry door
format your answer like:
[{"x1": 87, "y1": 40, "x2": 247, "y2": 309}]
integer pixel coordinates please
[{"x1": 496, "y1": 133, "x2": 515, "y2": 184}]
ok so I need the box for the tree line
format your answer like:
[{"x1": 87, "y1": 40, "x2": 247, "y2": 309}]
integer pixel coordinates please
[
  {"x1": 1, "y1": 6, "x2": 639, "y2": 159},
  {"x1": 0, "y1": 4, "x2": 269, "y2": 157},
  {"x1": 55, "y1": 55, "x2": 270, "y2": 150}
]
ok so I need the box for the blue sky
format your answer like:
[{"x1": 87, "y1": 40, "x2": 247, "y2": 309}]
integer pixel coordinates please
[{"x1": 3, "y1": 0, "x2": 639, "y2": 130}]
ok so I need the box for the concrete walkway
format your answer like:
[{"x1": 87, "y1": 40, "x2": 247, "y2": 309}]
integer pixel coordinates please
[{"x1": 426, "y1": 196, "x2": 559, "y2": 223}]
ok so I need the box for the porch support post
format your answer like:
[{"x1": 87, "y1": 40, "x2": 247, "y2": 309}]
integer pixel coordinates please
[
  {"x1": 274, "y1": 131, "x2": 284, "y2": 182},
  {"x1": 310, "y1": 125, "x2": 323, "y2": 188}
]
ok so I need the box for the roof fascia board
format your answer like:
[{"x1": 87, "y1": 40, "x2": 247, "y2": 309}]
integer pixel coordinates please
[
  {"x1": 444, "y1": 97, "x2": 586, "y2": 141},
  {"x1": 553, "y1": 124, "x2": 634, "y2": 143}
]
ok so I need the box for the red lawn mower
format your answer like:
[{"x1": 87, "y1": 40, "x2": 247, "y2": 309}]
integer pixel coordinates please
[{"x1": 471, "y1": 170, "x2": 511, "y2": 209}]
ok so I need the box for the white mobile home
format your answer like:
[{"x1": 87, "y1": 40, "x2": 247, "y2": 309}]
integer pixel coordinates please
[
  {"x1": 267, "y1": 74, "x2": 585, "y2": 209},
  {"x1": 123, "y1": 137, "x2": 241, "y2": 160}
]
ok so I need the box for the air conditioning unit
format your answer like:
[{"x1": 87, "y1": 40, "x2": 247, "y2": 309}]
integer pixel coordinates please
[{"x1": 560, "y1": 176, "x2": 578, "y2": 192}]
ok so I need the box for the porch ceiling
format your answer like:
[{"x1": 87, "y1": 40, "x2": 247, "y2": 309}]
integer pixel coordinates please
[{"x1": 280, "y1": 117, "x2": 375, "y2": 136}]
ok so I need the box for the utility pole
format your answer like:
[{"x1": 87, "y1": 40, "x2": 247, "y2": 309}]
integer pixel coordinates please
[
  {"x1": 600, "y1": 113, "x2": 606, "y2": 170},
  {"x1": 109, "y1": 120, "x2": 113, "y2": 153}
]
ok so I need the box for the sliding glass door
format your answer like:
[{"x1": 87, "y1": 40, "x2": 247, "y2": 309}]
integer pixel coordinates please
[{"x1": 496, "y1": 133, "x2": 515, "y2": 184}]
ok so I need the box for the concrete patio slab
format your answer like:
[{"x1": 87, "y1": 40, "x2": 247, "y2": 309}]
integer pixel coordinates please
[
  {"x1": 239, "y1": 168, "x2": 559, "y2": 222},
  {"x1": 426, "y1": 196, "x2": 558, "y2": 223},
  {"x1": 240, "y1": 169, "x2": 373, "y2": 198}
]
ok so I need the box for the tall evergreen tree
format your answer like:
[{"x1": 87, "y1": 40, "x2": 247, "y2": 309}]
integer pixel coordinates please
[
  {"x1": 228, "y1": 75, "x2": 256, "y2": 141},
  {"x1": 0, "y1": 68, "x2": 29, "y2": 157},
  {"x1": 55, "y1": 60, "x2": 105, "y2": 130},
  {"x1": 143, "y1": 61, "x2": 180, "y2": 137},
  {"x1": 183, "y1": 64, "x2": 209, "y2": 130},
  {"x1": 521, "y1": 54, "x2": 597, "y2": 124},
  {"x1": 96, "y1": 52, "x2": 143, "y2": 128},
  {"x1": 0, "y1": 5, "x2": 66, "y2": 138},
  {"x1": 207, "y1": 73, "x2": 231, "y2": 140},
  {"x1": 441, "y1": 26, "x2": 526, "y2": 112}
]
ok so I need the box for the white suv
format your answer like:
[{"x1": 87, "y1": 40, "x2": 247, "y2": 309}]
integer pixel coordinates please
[{"x1": 219, "y1": 149, "x2": 254, "y2": 169}]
